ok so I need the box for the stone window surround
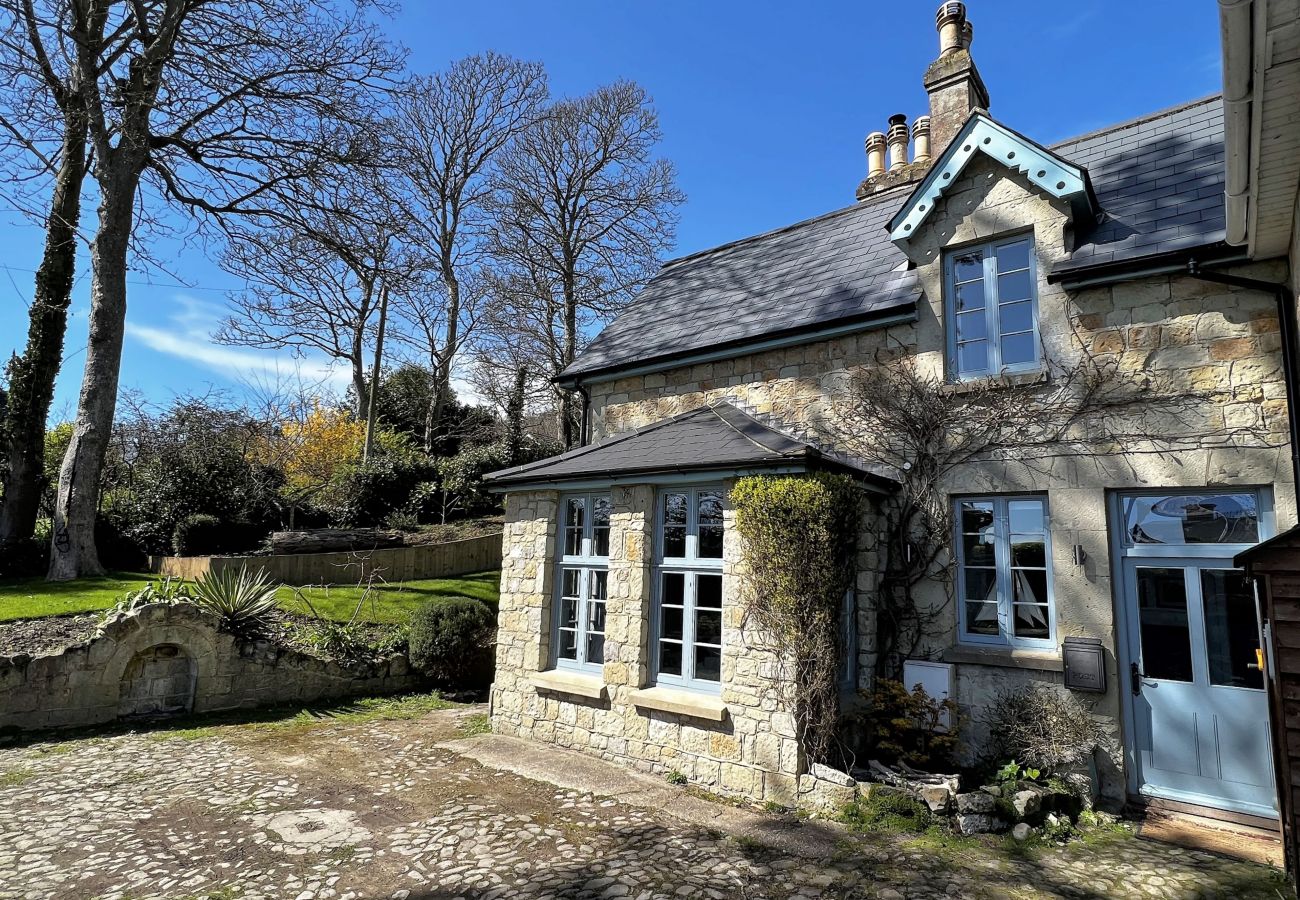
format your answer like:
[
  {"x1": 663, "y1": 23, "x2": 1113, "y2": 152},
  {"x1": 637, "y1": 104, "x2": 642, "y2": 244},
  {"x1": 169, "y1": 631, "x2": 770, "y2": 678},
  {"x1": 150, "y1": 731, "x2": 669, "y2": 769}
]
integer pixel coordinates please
[
  {"x1": 651, "y1": 485, "x2": 727, "y2": 693},
  {"x1": 552, "y1": 492, "x2": 612, "y2": 674},
  {"x1": 954, "y1": 493, "x2": 1056, "y2": 652},
  {"x1": 943, "y1": 230, "x2": 1043, "y2": 381}
]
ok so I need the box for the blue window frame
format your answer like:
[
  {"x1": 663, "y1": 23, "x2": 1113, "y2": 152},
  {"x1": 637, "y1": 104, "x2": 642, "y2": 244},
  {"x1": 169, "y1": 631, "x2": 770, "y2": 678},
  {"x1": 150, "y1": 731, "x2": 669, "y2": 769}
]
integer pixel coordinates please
[
  {"x1": 552, "y1": 493, "x2": 611, "y2": 671},
  {"x1": 945, "y1": 235, "x2": 1041, "y2": 379},
  {"x1": 955, "y1": 495, "x2": 1055, "y2": 650},
  {"x1": 653, "y1": 486, "x2": 725, "y2": 691}
]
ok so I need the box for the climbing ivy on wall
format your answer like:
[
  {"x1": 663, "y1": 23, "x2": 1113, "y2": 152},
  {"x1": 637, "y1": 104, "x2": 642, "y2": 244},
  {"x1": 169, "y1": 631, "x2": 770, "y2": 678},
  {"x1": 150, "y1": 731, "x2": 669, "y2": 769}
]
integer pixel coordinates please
[{"x1": 731, "y1": 472, "x2": 862, "y2": 764}]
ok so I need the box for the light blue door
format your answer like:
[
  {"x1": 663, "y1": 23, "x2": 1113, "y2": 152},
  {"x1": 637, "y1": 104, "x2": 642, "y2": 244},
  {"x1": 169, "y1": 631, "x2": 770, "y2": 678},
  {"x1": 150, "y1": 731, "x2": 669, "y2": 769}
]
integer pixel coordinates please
[{"x1": 1122, "y1": 557, "x2": 1275, "y2": 817}]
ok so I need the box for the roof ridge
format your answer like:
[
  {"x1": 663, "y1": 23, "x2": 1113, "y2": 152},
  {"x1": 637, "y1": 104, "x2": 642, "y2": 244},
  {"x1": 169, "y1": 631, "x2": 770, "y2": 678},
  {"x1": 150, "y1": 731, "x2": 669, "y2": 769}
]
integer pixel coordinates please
[
  {"x1": 705, "y1": 402, "x2": 807, "y2": 458},
  {"x1": 1049, "y1": 93, "x2": 1221, "y2": 151},
  {"x1": 485, "y1": 405, "x2": 716, "y2": 480}
]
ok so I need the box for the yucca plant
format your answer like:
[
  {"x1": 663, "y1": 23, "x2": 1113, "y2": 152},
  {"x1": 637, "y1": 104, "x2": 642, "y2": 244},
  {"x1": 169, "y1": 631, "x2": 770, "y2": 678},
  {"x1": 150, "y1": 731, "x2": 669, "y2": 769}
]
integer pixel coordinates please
[{"x1": 191, "y1": 565, "x2": 280, "y2": 636}]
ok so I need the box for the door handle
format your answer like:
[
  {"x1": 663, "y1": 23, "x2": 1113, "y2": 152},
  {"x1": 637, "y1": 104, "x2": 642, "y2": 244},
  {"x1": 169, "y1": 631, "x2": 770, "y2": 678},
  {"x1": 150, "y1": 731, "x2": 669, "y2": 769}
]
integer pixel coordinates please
[{"x1": 1130, "y1": 661, "x2": 1143, "y2": 696}]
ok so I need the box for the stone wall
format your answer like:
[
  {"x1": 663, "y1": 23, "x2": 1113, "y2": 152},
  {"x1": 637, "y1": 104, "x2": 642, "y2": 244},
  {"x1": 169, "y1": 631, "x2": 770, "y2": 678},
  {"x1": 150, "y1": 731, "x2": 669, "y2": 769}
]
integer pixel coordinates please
[
  {"x1": 492, "y1": 486, "x2": 881, "y2": 804},
  {"x1": 0, "y1": 603, "x2": 421, "y2": 732},
  {"x1": 571, "y1": 157, "x2": 1296, "y2": 805}
]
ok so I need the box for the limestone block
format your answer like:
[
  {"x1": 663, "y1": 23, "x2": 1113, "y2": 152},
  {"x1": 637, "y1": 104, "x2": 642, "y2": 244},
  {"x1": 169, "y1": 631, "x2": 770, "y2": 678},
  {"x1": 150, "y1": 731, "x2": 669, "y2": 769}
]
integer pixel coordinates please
[
  {"x1": 955, "y1": 792, "x2": 996, "y2": 814},
  {"x1": 956, "y1": 814, "x2": 1007, "y2": 835}
]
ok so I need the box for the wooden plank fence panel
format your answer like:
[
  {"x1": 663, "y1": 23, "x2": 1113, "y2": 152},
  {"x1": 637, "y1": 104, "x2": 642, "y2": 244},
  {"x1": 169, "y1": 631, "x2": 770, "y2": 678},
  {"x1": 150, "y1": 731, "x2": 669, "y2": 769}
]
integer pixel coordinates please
[{"x1": 149, "y1": 533, "x2": 503, "y2": 586}]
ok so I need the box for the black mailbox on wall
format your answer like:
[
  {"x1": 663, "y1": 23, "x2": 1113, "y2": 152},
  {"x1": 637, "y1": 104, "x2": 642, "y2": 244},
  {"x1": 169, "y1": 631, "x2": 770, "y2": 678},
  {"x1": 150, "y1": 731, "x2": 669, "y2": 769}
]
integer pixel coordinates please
[{"x1": 1062, "y1": 637, "x2": 1106, "y2": 693}]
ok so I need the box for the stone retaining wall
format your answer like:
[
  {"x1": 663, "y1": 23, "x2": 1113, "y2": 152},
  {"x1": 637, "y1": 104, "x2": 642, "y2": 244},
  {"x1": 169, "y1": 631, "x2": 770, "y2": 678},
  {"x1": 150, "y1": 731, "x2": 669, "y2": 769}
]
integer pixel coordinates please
[{"x1": 0, "y1": 603, "x2": 421, "y2": 732}]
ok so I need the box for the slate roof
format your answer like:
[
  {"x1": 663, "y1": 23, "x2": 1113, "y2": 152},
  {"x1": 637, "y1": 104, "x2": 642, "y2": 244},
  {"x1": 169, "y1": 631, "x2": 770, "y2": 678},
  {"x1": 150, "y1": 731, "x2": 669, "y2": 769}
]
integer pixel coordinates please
[
  {"x1": 558, "y1": 188, "x2": 922, "y2": 382},
  {"x1": 483, "y1": 402, "x2": 892, "y2": 488},
  {"x1": 561, "y1": 95, "x2": 1229, "y2": 383},
  {"x1": 1053, "y1": 95, "x2": 1229, "y2": 276}
]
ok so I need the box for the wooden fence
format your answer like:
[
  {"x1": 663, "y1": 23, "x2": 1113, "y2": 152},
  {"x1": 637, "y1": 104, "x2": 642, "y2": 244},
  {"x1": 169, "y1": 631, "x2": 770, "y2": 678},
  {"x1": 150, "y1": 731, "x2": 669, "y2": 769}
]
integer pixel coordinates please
[{"x1": 148, "y1": 532, "x2": 503, "y2": 585}]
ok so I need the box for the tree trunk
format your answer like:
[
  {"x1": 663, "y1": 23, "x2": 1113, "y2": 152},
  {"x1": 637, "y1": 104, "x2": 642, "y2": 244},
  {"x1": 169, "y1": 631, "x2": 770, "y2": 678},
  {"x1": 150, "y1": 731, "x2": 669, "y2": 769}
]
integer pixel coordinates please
[
  {"x1": 429, "y1": 268, "x2": 461, "y2": 452},
  {"x1": 0, "y1": 110, "x2": 87, "y2": 549},
  {"x1": 506, "y1": 366, "x2": 526, "y2": 465},
  {"x1": 362, "y1": 281, "x2": 389, "y2": 462},
  {"x1": 47, "y1": 175, "x2": 137, "y2": 581},
  {"x1": 560, "y1": 270, "x2": 578, "y2": 448}
]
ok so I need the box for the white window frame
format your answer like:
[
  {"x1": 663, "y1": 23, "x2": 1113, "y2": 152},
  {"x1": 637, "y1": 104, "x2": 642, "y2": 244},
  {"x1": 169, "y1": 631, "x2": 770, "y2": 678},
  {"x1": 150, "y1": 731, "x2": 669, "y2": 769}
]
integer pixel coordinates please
[
  {"x1": 954, "y1": 494, "x2": 1055, "y2": 651},
  {"x1": 551, "y1": 492, "x2": 611, "y2": 672},
  {"x1": 944, "y1": 233, "x2": 1042, "y2": 380},
  {"x1": 651, "y1": 485, "x2": 726, "y2": 692}
]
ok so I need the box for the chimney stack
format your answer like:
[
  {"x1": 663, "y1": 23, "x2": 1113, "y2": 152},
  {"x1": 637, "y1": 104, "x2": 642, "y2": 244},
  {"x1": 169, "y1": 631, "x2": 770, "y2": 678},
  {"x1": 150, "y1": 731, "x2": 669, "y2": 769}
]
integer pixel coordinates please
[
  {"x1": 886, "y1": 114, "x2": 910, "y2": 172},
  {"x1": 865, "y1": 131, "x2": 887, "y2": 179},
  {"x1": 923, "y1": 1, "x2": 990, "y2": 156},
  {"x1": 912, "y1": 116, "x2": 932, "y2": 166},
  {"x1": 854, "y1": 3, "x2": 987, "y2": 200}
]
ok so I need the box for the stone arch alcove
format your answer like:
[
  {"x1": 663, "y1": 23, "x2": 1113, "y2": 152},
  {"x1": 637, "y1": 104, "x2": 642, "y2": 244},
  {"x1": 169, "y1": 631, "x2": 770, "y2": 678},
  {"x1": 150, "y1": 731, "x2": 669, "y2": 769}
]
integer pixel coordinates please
[{"x1": 117, "y1": 643, "x2": 197, "y2": 719}]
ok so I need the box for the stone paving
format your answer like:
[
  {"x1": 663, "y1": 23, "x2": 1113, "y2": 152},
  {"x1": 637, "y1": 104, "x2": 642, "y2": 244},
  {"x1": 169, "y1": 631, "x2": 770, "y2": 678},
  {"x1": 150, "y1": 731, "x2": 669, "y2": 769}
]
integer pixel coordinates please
[{"x1": 0, "y1": 703, "x2": 1288, "y2": 900}]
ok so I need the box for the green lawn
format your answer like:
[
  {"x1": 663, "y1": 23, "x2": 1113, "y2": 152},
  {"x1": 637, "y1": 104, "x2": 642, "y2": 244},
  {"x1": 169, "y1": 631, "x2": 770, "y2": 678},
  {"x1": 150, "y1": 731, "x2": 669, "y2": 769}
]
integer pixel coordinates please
[
  {"x1": 0, "y1": 570, "x2": 501, "y2": 624},
  {"x1": 278, "y1": 571, "x2": 501, "y2": 624},
  {"x1": 0, "y1": 573, "x2": 155, "y2": 622}
]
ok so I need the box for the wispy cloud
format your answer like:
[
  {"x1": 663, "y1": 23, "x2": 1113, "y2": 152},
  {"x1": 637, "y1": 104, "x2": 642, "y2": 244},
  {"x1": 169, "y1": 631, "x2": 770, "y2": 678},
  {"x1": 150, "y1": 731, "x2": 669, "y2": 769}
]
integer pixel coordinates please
[
  {"x1": 126, "y1": 294, "x2": 488, "y2": 407},
  {"x1": 1044, "y1": 6, "x2": 1098, "y2": 40},
  {"x1": 125, "y1": 295, "x2": 351, "y2": 396}
]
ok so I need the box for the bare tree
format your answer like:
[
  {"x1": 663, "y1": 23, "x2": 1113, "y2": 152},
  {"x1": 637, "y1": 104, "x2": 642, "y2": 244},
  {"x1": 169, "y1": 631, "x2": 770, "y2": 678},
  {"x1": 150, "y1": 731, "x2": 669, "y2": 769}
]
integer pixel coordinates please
[
  {"x1": 487, "y1": 80, "x2": 684, "y2": 446},
  {"x1": 388, "y1": 53, "x2": 547, "y2": 451},
  {"x1": 217, "y1": 176, "x2": 410, "y2": 423},
  {"x1": 0, "y1": 0, "x2": 94, "y2": 550},
  {"x1": 47, "y1": 0, "x2": 400, "y2": 580}
]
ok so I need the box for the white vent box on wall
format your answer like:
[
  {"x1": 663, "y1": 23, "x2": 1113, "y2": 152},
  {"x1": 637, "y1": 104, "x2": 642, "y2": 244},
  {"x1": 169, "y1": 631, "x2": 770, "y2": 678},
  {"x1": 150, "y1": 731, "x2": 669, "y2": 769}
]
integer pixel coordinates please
[{"x1": 902, "y1": 659, "x2": 955, "y2": 728}]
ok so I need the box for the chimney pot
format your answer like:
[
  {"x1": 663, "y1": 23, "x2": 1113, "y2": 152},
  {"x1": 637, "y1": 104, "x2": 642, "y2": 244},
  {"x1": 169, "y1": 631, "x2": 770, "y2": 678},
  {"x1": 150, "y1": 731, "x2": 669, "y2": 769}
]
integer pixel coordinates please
[
  {"x1": 865, "y1": 131, "x2": 887, "y2": 179},
  {"x1": 912, "y1": 116, "x2": 932, "y2": 166},
  {"x1": 887, "y1": 114, "x2": 910, "y2": 172},
  {"x1": 960, "y1": 19, "x2": 974, "y2": 51},
  {"x1": 936, "y1": 1, "x2": 967, "y2": 56}
]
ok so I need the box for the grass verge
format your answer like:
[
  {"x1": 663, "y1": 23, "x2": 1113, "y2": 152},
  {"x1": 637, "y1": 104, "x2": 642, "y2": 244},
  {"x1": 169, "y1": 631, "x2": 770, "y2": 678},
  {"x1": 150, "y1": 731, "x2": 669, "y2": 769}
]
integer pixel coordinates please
[{"x1": 0, "y1": 570, "x2": 500, "y2": 625}]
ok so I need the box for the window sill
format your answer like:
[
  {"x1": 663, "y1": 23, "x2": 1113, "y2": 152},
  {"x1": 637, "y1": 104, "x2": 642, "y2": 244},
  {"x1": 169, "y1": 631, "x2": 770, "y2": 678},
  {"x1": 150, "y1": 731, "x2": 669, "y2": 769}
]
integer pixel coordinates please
[
  {"x1": 629, "y1": 686, "x2": 729, "y2": 722},
  {"x1": 530, "y1": 669, "x2": 608, "y2": 701},
  {"x1": 941, "y1": 370, "x2": 1047, "y2": 396},
  {"x1": 944, "y1": 645, "x2": 1063, "y2": 672}
]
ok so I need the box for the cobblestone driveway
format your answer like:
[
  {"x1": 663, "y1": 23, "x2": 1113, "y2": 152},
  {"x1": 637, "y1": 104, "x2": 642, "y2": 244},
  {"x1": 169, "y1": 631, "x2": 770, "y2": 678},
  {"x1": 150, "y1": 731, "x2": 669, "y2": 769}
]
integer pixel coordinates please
[{"x1": 0, "y1": 702, "x2": 1287, "y2": 900}]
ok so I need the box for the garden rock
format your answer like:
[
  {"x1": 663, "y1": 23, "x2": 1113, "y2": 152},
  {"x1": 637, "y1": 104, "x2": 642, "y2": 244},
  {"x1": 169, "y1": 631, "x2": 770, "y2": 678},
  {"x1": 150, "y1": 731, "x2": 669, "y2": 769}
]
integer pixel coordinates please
[
  {"x1": 1012, "y1": 822, "x2": 1032, "y2": 841},
  {"x1": 918, "y1": 784, "x2": 952, "y2": 814},
  {"x1": 956, "y1": 813, "x2": 1007, "y2": 835},
  {"x1": 1012, "y1": 789, "x2": 1041, "y2": 819},
  {"x1": 955, "y1": 791, "x2": 996, "y2": 815},
  {"x1": 809, "y1": 763, "x2": 855, "y2": 787}
]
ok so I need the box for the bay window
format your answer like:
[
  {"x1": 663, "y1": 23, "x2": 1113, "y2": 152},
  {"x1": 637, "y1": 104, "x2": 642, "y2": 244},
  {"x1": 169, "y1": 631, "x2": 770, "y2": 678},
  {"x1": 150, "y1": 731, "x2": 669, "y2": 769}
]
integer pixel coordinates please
[
  {"x1": 553, "y1": 493, "x2": 611, "y2": 671},
  {"x1": 653, "y1": 486, "x2": 725, "y2": 690}
]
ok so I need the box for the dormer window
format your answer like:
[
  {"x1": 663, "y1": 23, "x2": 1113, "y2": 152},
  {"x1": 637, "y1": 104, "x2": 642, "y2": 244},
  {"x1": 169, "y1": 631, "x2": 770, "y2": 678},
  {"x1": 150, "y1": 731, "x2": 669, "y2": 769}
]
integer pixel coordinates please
[{"x1": 944, "y1": 235, "x2": 1040, "y2": 380}]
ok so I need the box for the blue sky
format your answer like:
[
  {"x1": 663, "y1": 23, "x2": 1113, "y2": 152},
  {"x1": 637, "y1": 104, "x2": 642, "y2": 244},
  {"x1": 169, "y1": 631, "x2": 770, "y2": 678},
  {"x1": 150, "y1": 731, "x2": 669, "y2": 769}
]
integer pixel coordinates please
[{"x1": 0, "y1": 0, "x2": 1222, "y2": 419}]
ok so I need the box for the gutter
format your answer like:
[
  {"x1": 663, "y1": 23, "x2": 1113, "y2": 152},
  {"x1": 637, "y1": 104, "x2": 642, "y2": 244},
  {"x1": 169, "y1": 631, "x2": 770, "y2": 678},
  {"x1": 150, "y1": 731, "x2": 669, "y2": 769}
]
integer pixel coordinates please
[
  {"x1": 1219, "y1": 0, "x2": 1254, "y2": 247},
  {"x1": 1051, "y1": 247, "x2": 1250, "y2": 290},
  {"x1": 1186, "y1": 259, "x2": 1300, "y2": 499}
]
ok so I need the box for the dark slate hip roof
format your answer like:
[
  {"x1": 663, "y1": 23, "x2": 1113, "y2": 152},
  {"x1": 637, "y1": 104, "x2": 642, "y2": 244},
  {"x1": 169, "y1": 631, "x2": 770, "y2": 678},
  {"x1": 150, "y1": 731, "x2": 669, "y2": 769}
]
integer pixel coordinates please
[
  {"x1": 561, "y1": 95, "x2": 1228, "y2": 383},
  {"x1": 483, "y1": 402, "x2": 895, "y2": 489}
]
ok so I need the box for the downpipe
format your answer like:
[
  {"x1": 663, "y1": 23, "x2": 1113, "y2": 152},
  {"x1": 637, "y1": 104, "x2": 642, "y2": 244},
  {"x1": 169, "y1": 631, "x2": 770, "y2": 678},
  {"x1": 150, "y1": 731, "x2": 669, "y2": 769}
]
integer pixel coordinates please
[{"x1": 1186, "y1": 260, "x2": 1300, "y2": 503}]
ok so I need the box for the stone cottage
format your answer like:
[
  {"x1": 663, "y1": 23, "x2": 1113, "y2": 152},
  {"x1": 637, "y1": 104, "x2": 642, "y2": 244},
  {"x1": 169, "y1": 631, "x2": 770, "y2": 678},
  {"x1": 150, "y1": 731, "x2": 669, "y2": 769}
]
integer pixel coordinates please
[{"x1": 485, "y1": 2, "x2": 1298, "y2": 827}]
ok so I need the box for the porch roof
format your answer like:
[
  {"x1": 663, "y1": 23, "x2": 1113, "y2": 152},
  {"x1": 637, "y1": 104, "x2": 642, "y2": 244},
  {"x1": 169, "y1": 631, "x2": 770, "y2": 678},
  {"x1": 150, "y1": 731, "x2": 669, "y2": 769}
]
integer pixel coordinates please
[{"x1": 483, "y1": 402, "x2": 896, "y2": 491}]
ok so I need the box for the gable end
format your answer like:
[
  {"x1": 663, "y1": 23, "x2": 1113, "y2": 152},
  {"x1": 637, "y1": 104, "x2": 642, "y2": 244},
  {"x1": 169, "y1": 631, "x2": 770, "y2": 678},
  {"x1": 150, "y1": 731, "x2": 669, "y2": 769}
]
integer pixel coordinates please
[{"x1": 887, "y1": 114, "x2": 1100, "y2": 247}]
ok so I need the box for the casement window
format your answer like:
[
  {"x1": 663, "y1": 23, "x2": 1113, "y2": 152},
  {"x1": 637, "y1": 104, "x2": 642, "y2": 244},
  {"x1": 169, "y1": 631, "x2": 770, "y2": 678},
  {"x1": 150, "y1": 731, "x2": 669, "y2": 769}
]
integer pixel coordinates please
[
  {"x1": 653, "y1": 486, "x2": 725, "y2": 691},
  {"x1": 945, "y1": 235, "x2": 1040, "y2": 379},
  {"x1": 956, "y1": 496, "x2": 1054, "y2": 649},
  {"x1": 553, "y1": 493, "x2": 612, "y2": 671}
]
